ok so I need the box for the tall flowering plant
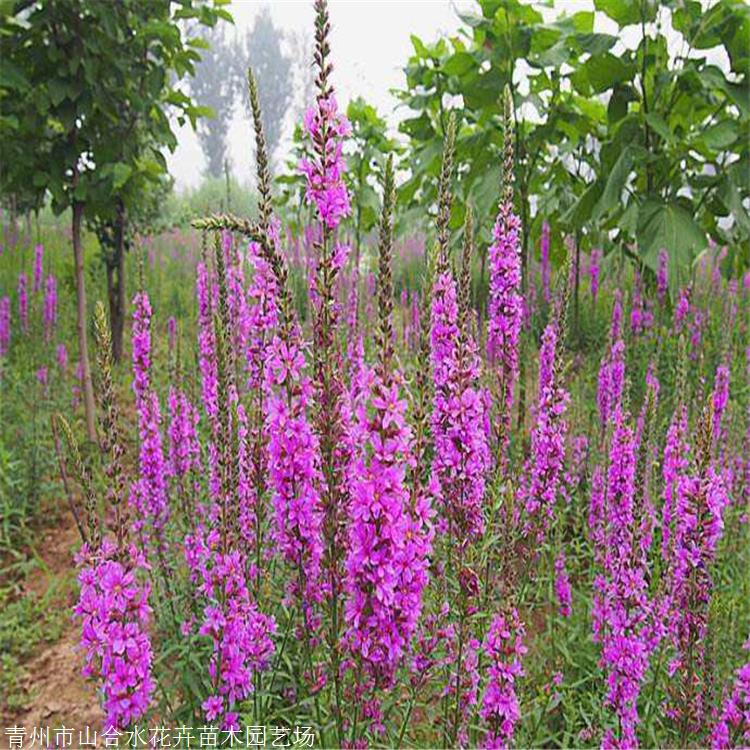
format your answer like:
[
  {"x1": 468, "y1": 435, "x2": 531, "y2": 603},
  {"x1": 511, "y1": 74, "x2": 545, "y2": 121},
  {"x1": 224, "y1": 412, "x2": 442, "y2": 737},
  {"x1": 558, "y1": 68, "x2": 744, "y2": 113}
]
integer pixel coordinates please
[
  {"x1": 664, "y1": 407, "x2": 729, "y2": 743},
  {"x1": 43, "y1": 274, "x2": 57, "y2": 341},
  {"x1": 183, "y1": 235, "x2": 277, "y2": 730},
  {"x1": 17, "y1": 272, "x2": 28, "y2": 335},
  {"x1": 61, "y1": 303, "x2": 154, "y2": 731},
  {"x1": 592, "y1": 406, "x2": 648, "y2": 748},
  {"x1": 345, "y1": 158, "x2": 432, "y2": 737},
  {"x1": 0, "y1": 295, "x2": 10, "y2": 357},
  {"x1": 480, "y1": 608, "x2": 527, "y2": 748},
  {"x1": 299, "y1": 3, "x2": 357, "y2": 730},
  {"x1": 487, "y1": 88, "x2": 523, "y2": 464},
  {"x1": 517, "y1": 320, "x2": 569, "y2": 547},
  {"x1": 129, "y1": 290, "x2": 170, "y2": 564}
]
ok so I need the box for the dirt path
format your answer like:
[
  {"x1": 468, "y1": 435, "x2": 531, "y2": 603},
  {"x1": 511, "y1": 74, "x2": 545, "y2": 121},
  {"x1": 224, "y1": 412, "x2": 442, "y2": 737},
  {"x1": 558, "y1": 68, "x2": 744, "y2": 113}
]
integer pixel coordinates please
[{"x1": 2, "y1": 512, "x2": 104, "y2": 737}]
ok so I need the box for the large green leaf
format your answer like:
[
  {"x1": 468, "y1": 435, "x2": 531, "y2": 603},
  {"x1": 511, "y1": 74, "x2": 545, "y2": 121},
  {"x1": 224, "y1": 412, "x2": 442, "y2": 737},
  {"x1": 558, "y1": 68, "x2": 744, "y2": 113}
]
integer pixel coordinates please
[
  {"x1": 637, "y1": 200, "x2": 706, "y2": 291},
  {"x1": 443, "y1": 51, "x2": 476, "y2": 77},
  {"x1": 570, "y1": 53, "x2": 636, "y2": 95},
  {"x1": 700, "y1": 120, "x2": 739, "y2": 150},
  {"x1": 594, "y1": 0, "x2": 656, "y2": 27},
  {"x1": 111, "y1": 163, "x2": 133, "y2": 190},
  {"x1": 562, "y1": 181, "x2": 602, "y2": 227},
  {"x1": 592, "y1": 145, "x2": 640, "y2": 220}
]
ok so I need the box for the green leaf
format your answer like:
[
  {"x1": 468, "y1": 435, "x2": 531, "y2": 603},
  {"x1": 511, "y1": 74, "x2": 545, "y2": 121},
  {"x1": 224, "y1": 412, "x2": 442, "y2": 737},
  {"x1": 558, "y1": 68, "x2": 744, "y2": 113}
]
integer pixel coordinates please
[
  {"x1": 411, "y1": 34, "x2": 429, "y2": 59},
  {"x1": 592, "y1": 145, "x2": 637, "y2": 220},
  {"x1": 608, "y1": 84, "x2": 635, "y2": 123},
  {"x1": 47, "y1": 79, "x2": 68, "y2": 106},
  {"x1": 575, "y1": 32, "x2": 618, "y2": 56},
  {"x1": 701, "y1": 120, "x2": 738, "y2": 150},
  {"x1": 0, "y1": 59, "x2": 29, "y2": 90},
  {"x1": 571, "y1": 11, "x2": 595, "y2": 33},
  {"x1": 594, "y1": 0, "x2": 655, "y2": 27},
  {"x1": 443, "y1": 51, "x2": 475, "y2": 77},
  {"x1": 562, "y1": 181, "x2": 602, "y2": 226},
  {"x1": 111, "y1": 163, "x2": 132, "y2": 190},
  {"x1": 644, "y1": 112, "x2": 673, "y2": 142},
  {"x1": 637, "y1": 200, "x2": 706, "y2": 290},
  {"x1": 571, "y1": 52, "x2": 635, "y2": 95}
]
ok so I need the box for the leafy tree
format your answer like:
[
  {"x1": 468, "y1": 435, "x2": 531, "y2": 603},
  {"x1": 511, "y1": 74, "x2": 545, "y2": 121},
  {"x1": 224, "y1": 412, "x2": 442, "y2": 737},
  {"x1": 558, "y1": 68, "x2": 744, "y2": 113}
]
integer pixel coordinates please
[
  {"x1": 568, "y1": 0, "x2": 750, "y2": 291},
  {"x1": 346, "y1": 97, "x2": 401, "y2": 266},
  {"x1": 191, "y1": 24, "x2": 240, "y2": 178},
  {"x1": 243, "y1": 6, "x2": 292, "y2": 164},
  {"x1": 0, "y1": 0, "x2": 230, "y2": 438},
  {"x1": 396, "y1": 2, "x2": 607, "y2": 285},
  {"x1": 397, "y1": 0, "x2": 750, "y2": 298}
]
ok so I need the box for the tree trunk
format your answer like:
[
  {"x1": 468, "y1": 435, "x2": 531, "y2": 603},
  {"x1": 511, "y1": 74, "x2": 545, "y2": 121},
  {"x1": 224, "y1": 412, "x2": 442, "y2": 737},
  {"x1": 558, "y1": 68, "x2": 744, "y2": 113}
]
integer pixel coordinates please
[
  {"x1": 72, "y1": 201, "x2": 97, "y2": 442},
  {"x1": 516, "y1": 187, "x2": 530, "y2": 433},
  {"x1": 573, "y1": 229, "x2": 581, "y2": 342},
  {"x1": 107, "y1": 200, "x2": 127, "y2": 363}
]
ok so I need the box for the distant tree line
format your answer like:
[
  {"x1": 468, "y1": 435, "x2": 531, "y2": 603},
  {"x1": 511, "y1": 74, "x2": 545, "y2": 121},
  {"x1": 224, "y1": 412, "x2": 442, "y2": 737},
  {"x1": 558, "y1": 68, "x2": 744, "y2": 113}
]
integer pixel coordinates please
[{"x1": 191, "y1": 7, "x2": 295, "y2": 179}]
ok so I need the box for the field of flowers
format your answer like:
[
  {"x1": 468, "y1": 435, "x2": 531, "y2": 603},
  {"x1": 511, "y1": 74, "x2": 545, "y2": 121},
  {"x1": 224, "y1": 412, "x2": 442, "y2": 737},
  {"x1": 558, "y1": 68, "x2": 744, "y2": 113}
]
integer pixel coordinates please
[{"x1": 1, "y1": 1, "x2": 749, "y2": 749}]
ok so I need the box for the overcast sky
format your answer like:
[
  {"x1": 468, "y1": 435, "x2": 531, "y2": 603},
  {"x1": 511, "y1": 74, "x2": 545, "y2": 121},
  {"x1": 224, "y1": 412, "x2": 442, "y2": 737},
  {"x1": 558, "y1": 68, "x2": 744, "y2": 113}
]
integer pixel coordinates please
[
  {"x1": 167, "y1": 0, "x2": 486, "y2": 189},
  {"x1": 166, "y1": 0, "x2": 722, "y2": 191}
]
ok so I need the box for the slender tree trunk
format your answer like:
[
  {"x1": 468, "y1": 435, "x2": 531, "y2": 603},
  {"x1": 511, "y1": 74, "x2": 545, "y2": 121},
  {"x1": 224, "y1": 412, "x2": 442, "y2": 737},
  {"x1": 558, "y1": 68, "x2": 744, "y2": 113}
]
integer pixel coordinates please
[
  {"x1": 72, "y1": 201, "x2": 97, "y2": 442},
  {"x1": 107, "y1": 200, "x2": 127, "y2": 363},
  {"x1": 478, "y1": 240, "x2": 487, "y2": 333},
  {"x1": 516, "y1": 186, "x2": 530, "y2": 433},
  {"x1": 573, "y1": 229, "x2": 581, "y2": 340},
  {"x1": 9, "y1": 194, "x2": 18, "y2": 250}
]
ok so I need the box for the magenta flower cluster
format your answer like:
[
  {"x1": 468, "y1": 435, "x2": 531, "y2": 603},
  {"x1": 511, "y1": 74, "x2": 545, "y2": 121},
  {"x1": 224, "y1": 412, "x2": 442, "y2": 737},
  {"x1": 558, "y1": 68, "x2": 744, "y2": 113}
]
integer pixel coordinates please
[
  {"x1": 487, "y1": 199, "x2": 523, "y2": 455},
  {"x1": 0, "y1": 295, "x2": 10, "y2": 357},
  {"x1": 32, "y1": 243, "x2": 43, "y2": 293},
  {"x1": 711, "y1": 643, "x2": 750, "y2": 749},
  {"x1": 196, "y1": 260, "x2": 219, "y2": 426},
  {"x1": 480, "y1": 609, "x2": 527, "y2": 748},
  {"x1": 518, "y1": 322, "x2": 569, "y2": 545},
  {"x1": 664, "y1": 458, "x2": 729, "y2": 733},
  {"x1": 554, "y1": 551, "x2": 572, "y2": 618},
  {"x1": 593, "y1": 407, "x2": 657, "y2": 749},
  {"x1": 167, "y1": 386, "x2": 201, "y2": 483},
  {"x1": 431, "y1": 270, "x2": 489, "y2": 540},
  {"x1": 346, "y1": 369, "x2": 433, "y2": 684},
  {"x1": 299, "y1": 95, "x2": 352, "y2": 230},
  {"x1": 74, "y1": 539, "x2": 154, "y2": 730},
  {"x1": 17, "y1": 272, "x2": 28, "y2": 335},
  {"x1": 657, "y1": 248, "x2": 669, "y2": 304},
  {"x1": 43, "y1": 274, "x2": 57, "y2": 342},
  {"x1": 187, "y1": 532, "x2": 276, "y2": 730},
  {"x1": 589, "y1": 248, "x2": 601, "y2": 303},
  {"x1": 130, "y1": 291, "x2": 170, "y2": 556},
  {"x1": 265, "y1": 332, "x2": 325, "y2": 611}
]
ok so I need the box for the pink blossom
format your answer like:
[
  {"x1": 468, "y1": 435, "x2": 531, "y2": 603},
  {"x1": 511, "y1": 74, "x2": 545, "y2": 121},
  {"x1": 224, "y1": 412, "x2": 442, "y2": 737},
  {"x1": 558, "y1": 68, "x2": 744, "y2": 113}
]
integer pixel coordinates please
[
  {"x1": 33, "y1": 243, "x2": 43, "y2": 293},
  {"x1": 43, "y1": 274, "x2": 57, "y2": 342},
  {"x1": 554, "y1": 551, "x2": 572, "y2": 617},
  {"x1": 481, "y1": 609, "x2": 527, "y2": 747},
  {"x1": 74, "y1": 538, "x2": 153, "y2": 730},
  {"x1": 487, "y1": 199, "x2": 523, "y2": 460},
  {"x1": 299, "y1": 95, "x2": 351, "y2": 230},
  {"x1": 0, "y1": 296, "x2": 10, "y2": 357},
  {"x1": 17, "y1": 273, "x2": 28, "y2": 335}
]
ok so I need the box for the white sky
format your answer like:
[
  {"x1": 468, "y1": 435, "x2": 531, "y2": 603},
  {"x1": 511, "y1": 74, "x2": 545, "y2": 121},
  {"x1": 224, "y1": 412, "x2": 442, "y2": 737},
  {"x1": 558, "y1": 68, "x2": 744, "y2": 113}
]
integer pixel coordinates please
[
  {"x1": 166, "y1": 0, "x2": 724, "y2": 190},
  {"x1": 168, "y1": 0, "x2": 479, "y2": 189}
]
